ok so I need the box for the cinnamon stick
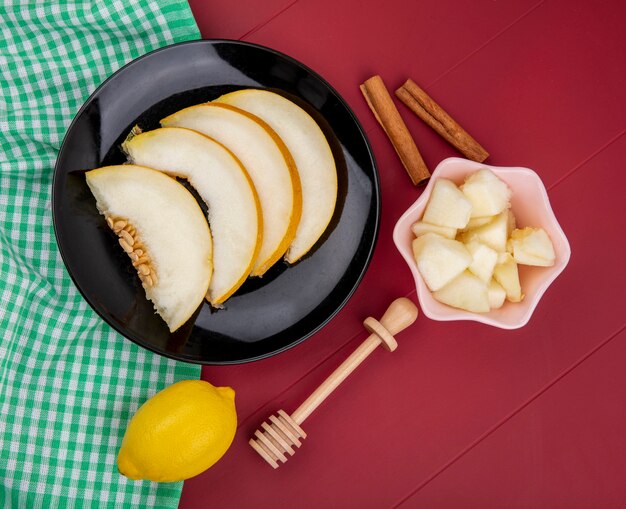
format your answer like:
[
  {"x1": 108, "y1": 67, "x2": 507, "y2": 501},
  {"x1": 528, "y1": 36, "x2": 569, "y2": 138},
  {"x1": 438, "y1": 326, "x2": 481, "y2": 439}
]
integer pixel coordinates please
[
  {"x1": 360, "y1": 75, "x2": 430, "y2": 185},
  {"x1": 395, "y1": 79, "x2": 489, "y2": 163}
]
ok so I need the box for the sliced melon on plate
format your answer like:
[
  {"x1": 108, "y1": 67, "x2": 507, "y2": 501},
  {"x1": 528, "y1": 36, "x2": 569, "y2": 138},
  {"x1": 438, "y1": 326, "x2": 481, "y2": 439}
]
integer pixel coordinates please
[
  {"x1": 85, "y1": 165, "x2": 212, "y2": 332},
  {"x1": 215, "y1": 89, "x2": 337, "y2": 263},
  {"x1": 161, "y1": 103, "x2": 301, "y2": 276},
  {"x1": 123, "y1": 127, "x2": 262, "y2": 305}
]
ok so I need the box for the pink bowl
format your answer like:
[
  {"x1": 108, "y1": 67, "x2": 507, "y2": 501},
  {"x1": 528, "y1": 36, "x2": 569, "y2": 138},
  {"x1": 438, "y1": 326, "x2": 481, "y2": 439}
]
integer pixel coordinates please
[{"x1": 393, "y1": 157, "x2": 571, "y2": 329}]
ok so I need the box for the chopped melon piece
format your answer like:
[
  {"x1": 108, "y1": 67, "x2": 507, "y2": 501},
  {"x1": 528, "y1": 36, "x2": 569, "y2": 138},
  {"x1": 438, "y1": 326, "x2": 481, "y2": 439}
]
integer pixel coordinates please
[
  {"x1": 411, "y1": 221, "x2": 457, "y2": 239},
  {"x1": 460, "y1": 210, "x2": 509, "y2": 252},
  {"x1": 433, "y1": 271, "x2": 490, "y2": 313},
  {"x1": 487, "y1": 279, "x2": 507, "y2": 309},
  {"x1": 509, "y1": 227, "x2": 556, "y2": 266},
  {"x1": 463, "y1": 216, "x2": 494, "y2": 231},
  {"x1": 466, "y1": 242, "x2": 498, "y2": 282},
  {"x1": 422, "y1": 179, "x2": 472, "y2": 229},
  {"x1": 412, "y1": 233, "x2": 472, "y2": 291},
  {"x1": 460, "y1": 168, "x2": 512, "y2": 218},
  {"x1": 493, "y1": 253, "x2": 523, "y2": 302},
  {"x1": 507, "y1": 209, "x2": 517, "y2": 236}
]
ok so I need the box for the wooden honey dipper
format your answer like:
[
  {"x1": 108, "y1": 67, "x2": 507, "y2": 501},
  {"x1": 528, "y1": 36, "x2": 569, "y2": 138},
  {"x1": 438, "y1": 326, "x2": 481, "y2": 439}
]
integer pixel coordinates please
[{"x1": 250, "y1": 297, "x2": 418, "y2": 468}]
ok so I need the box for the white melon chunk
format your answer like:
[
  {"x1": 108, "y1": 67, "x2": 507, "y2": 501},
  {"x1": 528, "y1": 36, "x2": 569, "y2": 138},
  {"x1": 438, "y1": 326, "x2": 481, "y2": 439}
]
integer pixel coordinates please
[
  {"x1": 460, "y1": 210, "x2": 509, "y2": 252},
  {"x1": 123, "y1": 127, "x2": 262, "y2": 305},
  {"x1": 509, "y1": 227, "x2": 556, "y2": 267},
  {"x1": 411, "y1": 221, "x2": 457, "y2": 239},
  {"x1": 507, "y1": 209, "x2": 517, "y2": 236},
  {"x1": 85, "y1": 165, "x2": 212, "y2": 332},
  {"x1": 466, "y1": 242, "x2": 498, "y2": 282},
  {"x1": 461, "y1": 168, "x2": 512, "y2": 218},
  {"x1": 433, "y1": 271, "x2": 490, "y2": 313},
  {"x1": 506, "y1": 238, "x2": 513, "y2": 254},
  {"x1": 422, "y1": 179, "x2": 472, "y2": 229},
  {"x1": 487, "y1": 279, "x2": 507, "y2": 309},
  {"x1": 463, "y1": 215, "x2": 494, "y2": 231},
  {"x1": 412, "y1": 233, "x2": 472, "y2": 291},
  {"x1": 215, "y1": 89, "x2": 337, "y2": 263},
  {"x1": 493, "y1": 253, "x2": 523, "y2": 302},
  {"x1": 161, "y1": 103, "x2": 302, "y2": 276}
]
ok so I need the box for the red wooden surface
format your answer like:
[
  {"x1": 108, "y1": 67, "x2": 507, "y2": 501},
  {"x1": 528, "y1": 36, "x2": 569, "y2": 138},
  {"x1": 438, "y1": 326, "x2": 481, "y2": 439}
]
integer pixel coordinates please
[{"x1": 182, "y1": 1, "x2": 626, "y2": 507}]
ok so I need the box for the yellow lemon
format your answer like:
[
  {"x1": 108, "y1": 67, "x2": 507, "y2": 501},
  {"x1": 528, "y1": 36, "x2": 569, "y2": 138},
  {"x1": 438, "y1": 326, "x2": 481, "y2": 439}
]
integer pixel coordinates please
[{"x1": 117, "y1": 380, "x2": 237, "y2": 482}]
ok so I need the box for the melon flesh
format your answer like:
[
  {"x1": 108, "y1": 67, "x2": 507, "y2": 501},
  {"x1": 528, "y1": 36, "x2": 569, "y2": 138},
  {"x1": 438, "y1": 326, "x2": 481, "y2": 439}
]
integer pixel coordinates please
[
  {"x1": 509, "y1": 227, "x2": 555, "y2": 267},
  {"x1": 493, "y1": 253, "x2": 523, "y2": 303},
  {"x1": 433, "y1": 271, "x2": 490, "y2": 313},
  {"x1": 461, "y1": 210, "x2": 509, "y2": 252},
  {"x1": 422, "y1": 178, "x2": 472, "y2": 229},
  {"x1": 215, "y1": 89, "x2": 337, "y2": 263},
  {"x1": 123, "y1": 127, "x2": 262, "y2": 305},
  {"x1": 487, "y1": 279, "x2": 507, "y2": 309},
  {"x1": 412, "y1": 233, "x2": 472, "y2": 291},
  {"x1": 161, "y1": 103, "x2": 301, "y2": 276},
  {"x1": 411, "y1": 221, "x2": 457, "y2": 239},
  {"x1": 460, "y1": 168, "x2": 512, "y2": 218},
  {"x1": 85, "y1": 165, "x2": 212, "y2": 332},
  {"x1": 466, "y1": 242, "x2": 498, "y2": 282}
]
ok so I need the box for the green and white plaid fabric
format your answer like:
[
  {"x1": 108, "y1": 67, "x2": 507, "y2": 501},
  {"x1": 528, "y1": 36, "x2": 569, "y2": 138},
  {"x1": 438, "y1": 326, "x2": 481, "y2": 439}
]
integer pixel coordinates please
[{"x1": 0, "y1": 1, "x2": 201, "y2": 507}]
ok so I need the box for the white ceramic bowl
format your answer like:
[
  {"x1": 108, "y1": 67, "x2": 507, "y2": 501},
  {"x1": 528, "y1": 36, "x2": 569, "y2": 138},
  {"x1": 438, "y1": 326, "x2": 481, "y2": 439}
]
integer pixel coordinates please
[{"x1": 393, "y1": 157, "x2": 571, "y2": 329}]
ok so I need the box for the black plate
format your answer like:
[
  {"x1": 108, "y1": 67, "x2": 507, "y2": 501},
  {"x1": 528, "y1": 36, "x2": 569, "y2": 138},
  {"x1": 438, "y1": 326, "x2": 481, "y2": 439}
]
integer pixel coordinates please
[{"x1": 52, "y1": 40, "x2": 380, "y2": 364}]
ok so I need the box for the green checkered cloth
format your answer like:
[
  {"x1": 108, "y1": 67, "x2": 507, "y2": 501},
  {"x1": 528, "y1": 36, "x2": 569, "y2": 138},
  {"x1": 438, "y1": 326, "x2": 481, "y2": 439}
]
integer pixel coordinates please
[{"x1": 0, "y1": 1, "x2": 202, "y2": 507}]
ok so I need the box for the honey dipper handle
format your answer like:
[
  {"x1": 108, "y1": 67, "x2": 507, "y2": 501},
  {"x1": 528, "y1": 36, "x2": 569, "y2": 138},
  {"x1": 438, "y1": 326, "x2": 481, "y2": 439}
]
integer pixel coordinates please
[
  {"x1": 290, "y1": 298, "x2": 418, "y2": 425},
  {"x1": 377, "y1": 297, "x2": 419, "y2": 336}
]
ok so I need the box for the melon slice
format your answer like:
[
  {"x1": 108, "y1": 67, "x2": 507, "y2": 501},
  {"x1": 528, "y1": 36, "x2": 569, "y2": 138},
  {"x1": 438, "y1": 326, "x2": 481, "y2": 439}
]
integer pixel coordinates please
[
  {"x1": 161, "y1": 103, "x2": 302, "y2": 276},
  {"x1": 85, "y1": 165, "x2": 212, "y2": 332},
  {"x1": 215, "y1": 89, "x2": 337, "y2": 262},
  {"x1": 123, "y1": 127, "x2": 262, "y2": 305}
]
